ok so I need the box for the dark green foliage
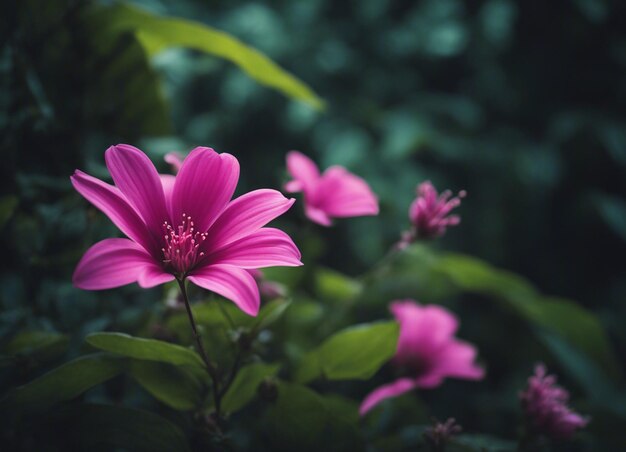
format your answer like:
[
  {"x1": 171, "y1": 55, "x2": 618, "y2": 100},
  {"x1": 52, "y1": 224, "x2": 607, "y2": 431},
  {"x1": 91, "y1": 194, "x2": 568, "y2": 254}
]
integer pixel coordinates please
[{"x1": 2, "y1": 0, "x2": 626, "y2": 451}]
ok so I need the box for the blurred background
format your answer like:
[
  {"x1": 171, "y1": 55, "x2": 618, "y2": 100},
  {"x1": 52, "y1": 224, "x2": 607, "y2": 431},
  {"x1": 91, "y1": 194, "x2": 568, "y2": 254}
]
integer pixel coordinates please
[{"x1": 2, "y1": 0, "x2": 626, "y2": 450}]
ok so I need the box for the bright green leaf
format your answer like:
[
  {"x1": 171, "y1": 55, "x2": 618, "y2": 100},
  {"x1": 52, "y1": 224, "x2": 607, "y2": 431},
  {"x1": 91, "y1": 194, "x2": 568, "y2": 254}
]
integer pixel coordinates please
[
  {"x1": 130, "y1": 360, "x2": 205, "y2": 411},
  {"x1": 1, "y1": 353, "x2": 125, "y2": 415},
  {"x1": 90, "y1": 3, "x2": 325, "y2": 110},
  {"x1": 221, "y1": 362, "x2": 280, "y2": 414},
  {"x1": 315, "y1": 267, "x2": 362, "y2": 303},
  {"x1": 86, "y1": 332, "x2": 204, "y2": 368},
  {"x1": 295, "y1": 321, "x2": 399, "y2": 383}
]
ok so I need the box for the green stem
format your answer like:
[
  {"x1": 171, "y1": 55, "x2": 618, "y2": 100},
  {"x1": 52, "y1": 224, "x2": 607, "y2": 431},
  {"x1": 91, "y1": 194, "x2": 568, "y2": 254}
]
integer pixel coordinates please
[{"x1": 177, "y1": 278, "x2": 222, "y2": 419}]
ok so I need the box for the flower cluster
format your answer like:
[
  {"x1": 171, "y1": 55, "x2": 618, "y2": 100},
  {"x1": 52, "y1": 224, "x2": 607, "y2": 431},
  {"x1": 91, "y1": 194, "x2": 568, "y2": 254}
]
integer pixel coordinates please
[
  {"x1": 520, "y1": 364, "x2": 589, "y2": 440},
  {"x1": 70, "y1": 144, "x2": 590, "y2": 447}
]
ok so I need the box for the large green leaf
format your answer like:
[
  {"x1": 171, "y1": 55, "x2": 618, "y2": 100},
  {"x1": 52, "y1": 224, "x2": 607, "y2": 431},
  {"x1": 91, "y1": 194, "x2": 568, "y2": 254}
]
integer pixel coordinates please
[
  {"x1": 1, "y1": 353, "x2": 125, "y2": 415},
  {"x1": 295, "y1": 321, "x2": 399, "y2": 383},
  {"x1": 4, "y1": 330, "x2": 68, "y2": 364},
  {"x1": 221, "y1": 362, "x2": 280, "y2": 414},
  {"x1": 364, "y1": 245, "x2": 621, "y2": 380},
  {"x1": 264, "y1": 382, "x2": 362, "y2": 452},
  {"x1": 130, "y1": 360, "x2": 205, "y2": 411},
  {"x1": 433, "y1": 253, "x2": 620, "y2": 379},
  {"x1": 80, "y1": 9, "x2": 171, "y2": 137},
  {"x1": 88, "y1": 2, "x2": 324, "y2": 110},
  {"x1": 58, "y1": 403, "x2": 190, "y2": 452},
  {"x1": 86, "y1": 332, "x2": 204, "y2": 368}
]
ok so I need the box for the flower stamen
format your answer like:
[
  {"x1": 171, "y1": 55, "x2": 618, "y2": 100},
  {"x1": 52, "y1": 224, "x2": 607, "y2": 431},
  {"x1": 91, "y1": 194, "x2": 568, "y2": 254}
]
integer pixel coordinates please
[{"x1": 162, "y1": 213, "x2": 207, "y2": 275}]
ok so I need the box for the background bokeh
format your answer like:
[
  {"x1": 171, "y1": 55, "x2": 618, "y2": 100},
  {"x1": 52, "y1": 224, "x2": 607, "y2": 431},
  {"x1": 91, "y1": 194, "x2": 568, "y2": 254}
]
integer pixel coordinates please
[{"x1": 2, "y1": 0, "x2": 626, "y2": 450}]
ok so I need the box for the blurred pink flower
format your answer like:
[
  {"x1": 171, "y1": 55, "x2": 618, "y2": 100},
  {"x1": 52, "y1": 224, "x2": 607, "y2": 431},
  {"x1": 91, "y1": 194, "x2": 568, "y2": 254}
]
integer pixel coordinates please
[
  {"x1": 71, "y1": 144, "x2": 302, "y2": 316},
  {"x1": 400, "y1": 181, "x2": 465, "y2": 245},
  {"x1": 248, "y1": 268, "x2": 287, "y2": 299},
  {"x1": 284, "y1": 151, "x2": 379, "y2": 226},
  {"x1": 164, "y1": 151, "x2": 184, "y2": 173},
  {"x1": 520, "y1": 364, "x2": 589, "y2": 440},
  {"x1": 360, "y1": 300, "x2": 484, "y2": 415}
]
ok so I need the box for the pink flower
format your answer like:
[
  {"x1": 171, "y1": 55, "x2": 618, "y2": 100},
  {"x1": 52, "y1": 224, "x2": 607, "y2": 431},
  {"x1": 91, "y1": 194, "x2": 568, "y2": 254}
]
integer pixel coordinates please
[
  {"x1": 164, "y1": 152, "x2": 184, "y2": 173},
  {"x1": 520, "y1": 364, "x2": 589, "y2": 440},
  {"x1": 71, "y1": 144, "x2": 302, "y2": 316},
  {"x1": 359, "y1": 300, "x2": 484, "y2": 415},
  {"x1": 284, "y1": 151, "x2": 379, "y2": 226},
  {"x1": 401, "y1": 181, "x2": 465, "y2": 245}
]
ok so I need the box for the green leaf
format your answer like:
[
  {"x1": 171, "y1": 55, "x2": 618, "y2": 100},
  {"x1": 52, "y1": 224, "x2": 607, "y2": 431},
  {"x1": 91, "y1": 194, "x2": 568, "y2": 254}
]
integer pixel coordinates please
[
  {"x1": 0, "y1": 196, "x2": 18, "y2": 229},
  {"x1": 265, "y1": 382, "x2": 328, "y2": 448},
  {"x1": 81, "y1": 9, "x2": 171, "y2": 137},
  {"x1": 130, "y1": 360, "x2": 204, "y2": 411},
  {"x1": 264, "y1": 382, "x2": 362, "y2": 451},
  {"x1": 58, "y1": 403, "x2": 190, "y2": 452},
  {"x1": 4, "y1": 330, "x2": 68, "y2": 363},
  {"x1": 1, "y1": 353, "x2": 125, "y2": 415},
  {"x1": 433, "y1": 253, "x2": 620, "y2": 379},
  {"x1": 253, "y1": 299, "x2": 292, "y2": 332},
  {"x1": 86, "y1": 332, "x2": 204, "y2": 368},
  {"x1": 221, "y1": 362, "x2": 280, "y2": 414},
  {"x1": 90, "y1": 2, "x2": 324, "y2": 110},
  {"x1": 315, "y1": 267, "x2": 362, "y2": 303},
  {"x1": 368, "y1": 245, "x2": 621, "y2": 381},
  {"x1": 450, "y1": 434, "x2": 516, "y2": 452},
  {"x1": 295, "y1": 321, "x2": 399, "y2": 383}
]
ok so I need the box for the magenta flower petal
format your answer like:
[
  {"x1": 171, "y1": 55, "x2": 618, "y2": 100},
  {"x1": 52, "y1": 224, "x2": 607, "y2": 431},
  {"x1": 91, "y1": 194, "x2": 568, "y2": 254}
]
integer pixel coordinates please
[
  {"x1": 164, "y1": 152, "x2": 184, "y2": 173},
  {"x1": 160, "y1": 174, "x2": 176, "y2": 220},
  {"x1": 207, "y1": 189, "x2": 295, "y2": 250},
  {"x1": 74, "y1": 144, "x2": 300, "y2": 316},
  {"x1": 305, "y1": 205, "x2": 332, "y2": 226},
  {"x1": 286, "y1": 151, "x2": 320, "y2": 194},
  {"x1": 138, "y1": 264, "x2": 175, "y2": 288},
  {"x1": 434, "y1": 341, "x2": 485, "y2": 380},
  {"x1": 359, "y1": 378, "x2": 417, "y2": 416},
  {"x1": 70, "y1": 170, "x2": 155, "y2": 253},
  {"x1": 316, "y1": 167, "x2": 379, "y2": 217},
  {"x1": 391, "y1": 301, "x2": 458, "y2": 363},
  {"x1": 284, "y1": 151, "x2": 379, "y2": 226},
  {"x1": 360, "y1": 300, "x2": 483, "y2": 417},
  {"x1": 73, "y1": 238, "x2": 154, "y2": 290},
  {"x1": 105, "y1": 144, "x2": 170, "y2": 238},
  {"x1": 171, "y1": 147, "x2": 239, "y2": 233},
  {"x1": 188, "y1": 264, "x2": 260, "y2": 316},
  {"x1": 206, "y1": 228, "x2": 302, "y2": 268}
]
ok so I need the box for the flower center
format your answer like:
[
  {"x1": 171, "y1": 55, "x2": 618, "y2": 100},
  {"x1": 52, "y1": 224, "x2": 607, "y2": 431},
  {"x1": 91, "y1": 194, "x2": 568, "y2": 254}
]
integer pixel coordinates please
[{"x1": 162, "y1": 214, "x2": 208, "y2": 276}]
